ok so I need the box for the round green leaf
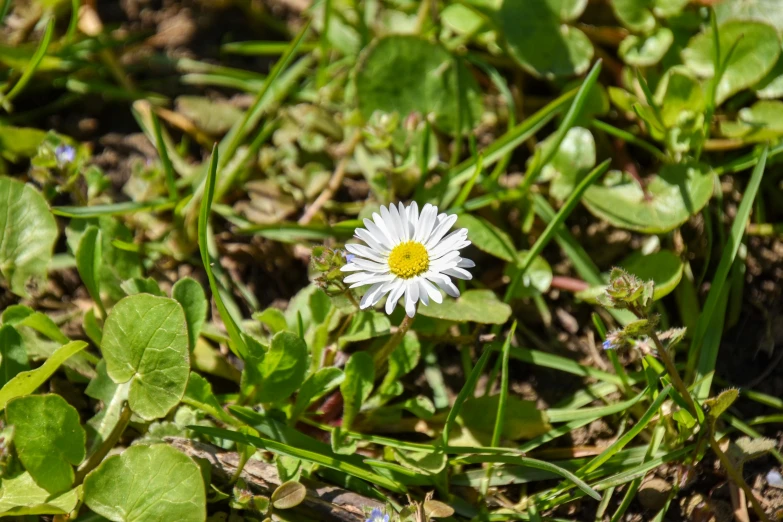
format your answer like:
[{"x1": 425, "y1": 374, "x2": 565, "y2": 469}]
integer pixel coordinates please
[
  {"x1": 83, "y1": 444, "x2": 206, "y2": 522},
  {"x1": 583, "y1": 163, "x2": 714, "y2": 234},
  {"x1": 255, "y1": 331, "x2": 308, "y2": 404},
  {"x1": 101, "y1": 294, "x2": 190, "y2": 420},
  {"x1": 0, "y1": 177, "x2": 57, "y2": 297},
  {"x1": 479, "y1": 1, "x2": 593, "y2": 78},
  {"x1": 619, "y1": 28, "x2": 673, "y2": 67},
  {"x1": 271, "y1": 481, "x2": 307, "y2": 510},
  {"x1": 609, "y1": 0, "x2": 655, "y2": 32},
  {"x1": 756, "y1": 57, "x2": 783, "y2": 99},
  {"x1": 504, "y1": 253, "x2": 553, "y2": 299},
  {"x1": 417, "y1": 289, "x2": 511, "y2": 324},
  {"x1": 621, "y1": 250, "x2": 684, "y2": 300},
  {"x1": 682, "y1": 21, "x2": 780, "y2": 105},
  {"x1": 719, "y1": 100, "x2": 783, "y2": 142},
  {"x1": 6, "y1": 394, "x2": 86, "y2": 495},
  {"x1": 355, "y1": 35, "x2": 483, "y2": 135},
  {"x1": 459, "y1": 395, "x2": 551, "y2": 442},
  {"x1": 547, "y1": 0, "x2": 588, "y2": 22},
  {"x1": 539, "y1": 126, "x2": 596, "y2": 201},
  {"x1": 715, "y1": 0, "x2": 783, "y2": 32}
]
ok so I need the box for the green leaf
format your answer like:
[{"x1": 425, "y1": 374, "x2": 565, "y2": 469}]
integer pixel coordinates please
[
  {"x1": 715, "y1": 0, "x2": 783, "y2": 32},
  {"x1": 291, "y1": 367, "x2": 344, "y2": 422},
  {"x1": 539, "y1": 126, "x2": 596, "y2": 202},
  {"x1": 619, "y1": 28, "x2": 673, "y2": 67},
  {"x1": 504, "y1": 253, "x2": 553, "y2": 299},
  {"x1": 6, "y1": 394, "x2": 85, "y2": 494},
  {"x1": 255, "y1": 331, "x2": 308, "y2": 404},
  {"x1": 0, "y1": 325, "x2": 28, "y2": 387},
  {"x1": 703, "y1": 388, "x2": 739, "y2": 427},
  {"x1": 0, "y1": 126, "x2": 47, "y2": 162},
  {"x1": 720, "y1": 100, "x2": 783, "y2": 142},
  {"x1": 0, "y1": 472, "x2": 79, "y2": 516},
  {"x1": 355, "y1": 35, "x2": 483, "y2": 135},
  {"x1": 121, "y1": 276, "x2": 164, "y2": 296},
  {"x1": 176, "y1": 95, "x2": 244, "y2": 135},
  {"x1": 418, "y1": 289, "x2": 512, "y2": 324},
  {"x1": 182, "y1": 372, "x2": 238, "y2": 426},
  {"x1": 271, "y1": 481, "x2": 306, "y2": 509},
  {"x1": 473, "y1": 0, "x2": 593, "y2": 78},
  {"x1": 455, "y1": 214, "x2": 517, "y2": 262},
  {"x1": 340, "y1": 352, "x2": 374, "y2": 431},
  {"x1": 458, "y1": 395, "x2": 551, "y2": 442},
  {"x1": 655, "y1": 68, "x2": 705, "y2": 128},
  {"x1": 101, "y1": 294, "x2": 190, "y2": 420},
  {"x1": 254, "y1": 307, "x2": 288, "y2": 334},
  {"x1": 76, "y1": 225, "x2": 105, "y2": 317},
  {"x1": 339, "y1": 311, "x2": 391, "y2": 346},
  {"x1": 0, "y1": 177, "x2": 57, "y2": 297},
  {"x1": 683, "y1": 21, "x2": 780, "y2": 105},
  {"x1": 621, "y1": 250, "x2": 684, "y2": 300},
  {"x1": 583, "y1": 163, "x2": 714, "y2": 233},
  {"x1": 0, "y1": 341, "x2": 87, "y2": 411},
  {"x1": 172, "y1": 277, "x2": 208, "y2": 352},
  {"x1": 83, "y1": 444, "x2": 206, "y2": 522},
  {"x1": 610, "y1": 0, "x2": 655, "y2": 32}
]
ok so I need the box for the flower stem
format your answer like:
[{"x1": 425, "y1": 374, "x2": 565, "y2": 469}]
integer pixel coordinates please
[
  {"x1": 373, "y1": 314, "x2": 415, "y2": 371},
  {"x1": 709, "y1": 437, "x2": 771, "y2": 522}
]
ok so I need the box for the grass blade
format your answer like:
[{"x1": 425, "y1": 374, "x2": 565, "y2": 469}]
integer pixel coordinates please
[{"x1": 4, "y1": 18, "x2": 54, "y2": 105}]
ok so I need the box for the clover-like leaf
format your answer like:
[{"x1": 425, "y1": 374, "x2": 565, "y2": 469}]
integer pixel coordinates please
[
  {"x1": 6, "y1": 394, "x2": 86, "y2": 495},
  {"x1": 83, "y1": 444, "x2": 206, "y2": 522},
  {"x1": 101, "y1": 294, "x2": 190, "y2": 420},
  {"x1": 418, "y1": 289, "x2": 512, "y2": 324},
  {"x1": 583, "y1": 163, "x2": 713, "y2": 233},
  {"x1": 355, "y1": 35, "x2": 483, "y2": 135},
  {"x1": 683, "y1": 21, "x2": 780, "y2": 105},
  {"x1": 0, "y1": 177, "x2": 57, "y2": 297}
]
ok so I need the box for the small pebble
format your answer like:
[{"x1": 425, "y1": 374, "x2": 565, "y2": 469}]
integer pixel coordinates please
[{"x1": 766, "y1": 469, "x2": 783, "y2": 489}]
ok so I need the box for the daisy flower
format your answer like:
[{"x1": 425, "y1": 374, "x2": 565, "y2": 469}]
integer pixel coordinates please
[{"x1": 342, "y1": 202, "x2": 474, "y2": 317}]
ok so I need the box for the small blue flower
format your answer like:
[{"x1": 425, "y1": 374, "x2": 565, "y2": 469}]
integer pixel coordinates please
[
  {"x1": 602, "y1": 339, "x2": 614, "y2": 350},
  {"x1": 55, "y1": 144, "x2": 76, "y2": 165},
  {"x1": 366, "y1": 508, "x2": 390, "y2": 522},
  {"x1": 345, "y1": 253, "x2": 356, "y2": 263}
]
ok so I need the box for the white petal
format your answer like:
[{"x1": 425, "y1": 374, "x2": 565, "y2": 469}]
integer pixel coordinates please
[
  {"x1": 426, "y1": 272, "x2": 460, "y2": 297},
  {"x1": 405, "y1": 281, "x2": 418, "y2": 317},
  {"x1": 364, "y1": 218, "x2": 394, "y2": 250},
  {"x1": 344, "y1": 271, "x2": 375, "y2": 284},
  {"x1": 360, "y1": 282, "x2": 385, "y2": 309},
  {"x1": 429, "y1": 230, "x2": 467, "y2": 258},
  {"x1": 340, "y1": 263, "x2": 363, "y2": 272},
  {"x1": 417, "y1": 279, "x2": 429, "y2": 306},
  {"x1": 385, "y1": 280, "x2": 406, "y2": 315},
  {"x1": 414, "y1": 204, "x2": 437, "y2": 243},
  {"x1": 355, "y1": 228, "x2": 390, "y2": 254},
  {"x1": 457, "y1": 258, "x2": 476, "y2": 268},
  {"x1": 424, "y1": 214, "x2": 458, "y2": 249},
  {"x1": 408, "y1": 201, "x2": 419, "y2": 230},
  {"x1": 348, "y1": 273, "x2": 396, "y2": 287},
  {"x1": 350, "y1": 257, "x2": 389, "y2": 272},
  {"x1": 442, "y1": 267, "x2": 473, "y2": 280},
  {"x1": 419, "y1": 277, "x2": 443, "y2": 304},
  {"x1": 381, "y1": 205, "x2": 401, "y2": 244},
  {"x1": 397, "y1": 202, "x2": 410, "y2": 241},
  {"x1": 345, "y1": 243, "x2": 386, "y2": 263}
]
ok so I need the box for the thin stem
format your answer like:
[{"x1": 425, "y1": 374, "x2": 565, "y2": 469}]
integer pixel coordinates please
[
  {"x1": 74, "y1": 402, "x2": 132, "y2": 485},
  {"x1": 373, "y1": 314, "x2": 415, "y2": 371},
  {"x1": 709, "y1": 437, "x2": 771, "y2": 522},
  {"x1": 647, "y1": 328, "x2": 699, "y2": 419}
]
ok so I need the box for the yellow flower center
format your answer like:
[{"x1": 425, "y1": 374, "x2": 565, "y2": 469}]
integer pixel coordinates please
[{"x1": 387, "y1": 241, "x2": 429, "y2": 279}]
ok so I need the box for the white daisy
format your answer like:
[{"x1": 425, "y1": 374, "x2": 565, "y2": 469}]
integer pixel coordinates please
[{"x1": 341, "y1": 202, "x2": 475, "y2": 317}]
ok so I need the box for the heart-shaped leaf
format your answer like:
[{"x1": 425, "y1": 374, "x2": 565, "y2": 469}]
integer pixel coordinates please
[
  {"x1": 83, "y1": 444, "x2": 206, "y2": 522},
  {"x1": 6, "y1": 394, "x2": 85, "y2": 495},
  {"x1": 355, "y1": 35, "x2": 483, "y2": 135},
  {"x1": 683, "y1": 21, "x2": 780, "y2": 105},
  {"x1": 583, "y1": 163, "x2": 714, "y2": 233},
  {"x1": 418, "y1": 289, "x2": 511, "y2": 324},
  {"x1": 101, "y1": 294, "x2": 190, "y2": 420},
  {"x1": 0, "y1": 177, "x2": 57, "y2": 297}
]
